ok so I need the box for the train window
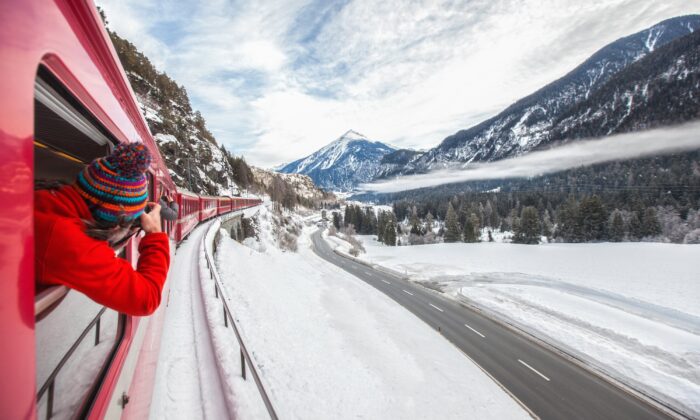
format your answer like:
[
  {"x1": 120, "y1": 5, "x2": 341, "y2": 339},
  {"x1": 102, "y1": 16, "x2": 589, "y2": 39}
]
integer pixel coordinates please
[{"x1": 34, "y1": 67, "x2": 124, "y2": 419}]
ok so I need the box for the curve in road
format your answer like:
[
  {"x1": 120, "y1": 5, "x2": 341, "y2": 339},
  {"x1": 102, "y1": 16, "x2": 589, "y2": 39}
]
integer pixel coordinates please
[{"x1": 311, "y1": 229, "x2": 673, "y2": 420}]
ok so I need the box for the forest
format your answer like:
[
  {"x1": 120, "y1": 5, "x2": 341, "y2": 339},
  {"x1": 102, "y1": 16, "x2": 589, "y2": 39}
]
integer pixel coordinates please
[{"x1": 351, "y1": 151, "x2": 700, "y2": 244}]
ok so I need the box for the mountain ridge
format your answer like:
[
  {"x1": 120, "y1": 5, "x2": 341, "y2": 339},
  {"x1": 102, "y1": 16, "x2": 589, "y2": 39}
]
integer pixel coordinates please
[
  {"x1": 279, "y1": 130, "x2": 396, "y2": 191},
  {"x1": 385, "y1": 14, "x2": 700, "y2": 176}
]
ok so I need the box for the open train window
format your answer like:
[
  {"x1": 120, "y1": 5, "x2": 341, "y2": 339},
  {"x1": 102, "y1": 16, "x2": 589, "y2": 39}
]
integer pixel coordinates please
[{"x1": 33, "y1": 66, "x2": 125, "y2": 420}]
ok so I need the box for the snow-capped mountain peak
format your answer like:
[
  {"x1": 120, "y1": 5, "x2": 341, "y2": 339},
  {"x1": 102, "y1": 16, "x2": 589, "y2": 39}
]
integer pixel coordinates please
[{"x1": 279, "y1": 130, "x2": 396, "y2": 191}]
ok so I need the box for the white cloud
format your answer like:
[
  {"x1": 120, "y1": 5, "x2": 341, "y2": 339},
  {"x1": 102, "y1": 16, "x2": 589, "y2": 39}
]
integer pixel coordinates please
[{"x1": 97, "y1": 0, "x2": 700, "y2": 168}]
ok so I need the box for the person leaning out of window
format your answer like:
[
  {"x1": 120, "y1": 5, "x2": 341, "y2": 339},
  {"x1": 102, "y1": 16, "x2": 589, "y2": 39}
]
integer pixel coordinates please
[
  {"x1": 34, "y1": 143, "x2": 170, "y2": 316},
  {"x1": 159, "y1": 188, "x2": 179, "y2": 221}
]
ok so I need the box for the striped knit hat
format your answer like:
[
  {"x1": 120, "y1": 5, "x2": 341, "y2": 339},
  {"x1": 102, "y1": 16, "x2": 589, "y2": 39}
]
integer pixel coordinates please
[{"x1": 75, "y1": 143, "x2": 152, "y2": 223}]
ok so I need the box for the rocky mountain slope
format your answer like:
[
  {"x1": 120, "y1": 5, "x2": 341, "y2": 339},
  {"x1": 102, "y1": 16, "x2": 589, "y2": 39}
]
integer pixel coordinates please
[
  {"x1": 279, "y1": 130, "x2": 395, "y2": 191},
  {"x1": 108, "y1": 30, "x2": 239, "y2": 196},
  {"x1": 548, "y1": 29, "x2": 700, "y2": 143},
  {"x1": 386, "y1": 15, "x2": 699, "y2": 176}
]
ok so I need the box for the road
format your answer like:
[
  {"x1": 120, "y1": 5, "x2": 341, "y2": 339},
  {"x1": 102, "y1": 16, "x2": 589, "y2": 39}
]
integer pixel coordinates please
[{"x1": 311, "y1": 230, "x2": 674, "y2": 420}]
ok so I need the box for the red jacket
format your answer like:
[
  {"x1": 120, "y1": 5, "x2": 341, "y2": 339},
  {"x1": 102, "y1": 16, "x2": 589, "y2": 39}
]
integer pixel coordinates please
[{"x1": 35, "y1": 185, "x2": 170, "y2": 316}]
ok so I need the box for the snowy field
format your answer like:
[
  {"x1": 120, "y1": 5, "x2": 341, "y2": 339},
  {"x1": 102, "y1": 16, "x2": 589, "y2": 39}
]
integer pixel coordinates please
[
  {"x1": 214, "y1": 207, "x2": 528, "y2": 419},
  {"x1": 336, "y1": 235, "x2": 700, "y2": 417}
]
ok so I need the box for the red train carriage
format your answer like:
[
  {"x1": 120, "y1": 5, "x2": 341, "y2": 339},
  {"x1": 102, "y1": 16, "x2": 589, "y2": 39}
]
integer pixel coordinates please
[
  {"x1": 217, "y1": 197, "x2": 233, "y2": 215},
  {"x1": 199, "y1": 195, "x2": 219, "y2": 221},
  {"x1": 174, "y1": 190, "x2": 201, "y2": 242},
  {"x1": 0, "y1": 1, "x2": 260, "y2": 419}
]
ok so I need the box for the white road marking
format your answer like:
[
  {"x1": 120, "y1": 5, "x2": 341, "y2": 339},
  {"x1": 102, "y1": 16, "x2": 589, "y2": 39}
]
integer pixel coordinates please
[
  {"x1": 364, "y1": 271, "x2": 373, "y2": 276},
  {"x1": 518, "y1": 359, "x2": 550, "y2": 381},
  {"x1": 382, "y1": 280, "x2": 391, "y2": 285},
  {"x1": 464, "y1": 324, "x2": 485, "y2": 338},
  {"x1": 402, "y1": 289, "x2": 414, "y2": 296},
  {"x1": 429, "y1": 303, "x2": 444, "y2": 312}
]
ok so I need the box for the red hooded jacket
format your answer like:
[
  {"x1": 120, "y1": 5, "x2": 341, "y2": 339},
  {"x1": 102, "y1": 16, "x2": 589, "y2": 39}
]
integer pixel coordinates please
[{"x1": 35, "y1": 185, "x2": 170, "y2": 316}]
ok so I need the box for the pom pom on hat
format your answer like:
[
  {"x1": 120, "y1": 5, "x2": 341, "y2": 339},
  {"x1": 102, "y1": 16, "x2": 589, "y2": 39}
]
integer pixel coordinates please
[
  {"x1": 106, "y1": 143, "x2": 152, "y2": 178},
  {"x1": 75, "y1": 143, "x2": 152, "y2": 223}
]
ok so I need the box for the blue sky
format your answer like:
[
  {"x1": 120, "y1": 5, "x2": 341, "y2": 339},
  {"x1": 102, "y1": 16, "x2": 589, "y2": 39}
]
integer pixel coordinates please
[{"x1": 97, "y1": 0, "x2": 699, "y2": 168}]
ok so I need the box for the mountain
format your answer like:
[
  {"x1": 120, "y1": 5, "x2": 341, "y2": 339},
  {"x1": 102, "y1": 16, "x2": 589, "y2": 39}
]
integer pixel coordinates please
[
  {"x1": 387, "y1": 15, "x2": 699, "y2": 176},
  {"x1": 279, "y1": 130, "x2": 396, "y2": 191},
  {"x1": 547, "y1": 28, "x2": 700, "y2": 143}
]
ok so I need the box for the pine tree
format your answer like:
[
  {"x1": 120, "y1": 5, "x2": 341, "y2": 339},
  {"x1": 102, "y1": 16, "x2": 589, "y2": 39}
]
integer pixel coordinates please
[
  {"x1": 578, "y1": 195, "x2": 608, "y2": 241},
  {"x1": 608, "y1": 210, "x2": 625, "y2": 242},
  {"x1": 556, "y1": 197, "x2": 580, "y2": 242},
  {"x1": 425, "y1": 212, "x2": 434, "y2": 234},
  {"x1": 444, "y1": 203, "x2": 461, "y2": 243},
  {"x1": 513, "y1": 206, "x2": 541, "y2": 244},
  {"x1": 377, "y1": 211, "x2": 386, "y2": 243},
  {"x1": 541, "y1": 210, "x2": 553, "y2": 239},
  {"x1": 463, "y1": 213, "x2": 480, "y2": 242},
  {"x1": 628, "y1": 212, "x2": 643, "y2": 240},
  {"x1": 332, "y1": 212, "x2": 341, "y2": 230},
  {"x1": 641, "y1": 207, "x2": 662, "y2": 238},
  {"x1": 410, "y1": 208, "x2": 421, "y2": 235},
  {"x1": 384, "y1": 218, "x2": 397, "y2": 246}
]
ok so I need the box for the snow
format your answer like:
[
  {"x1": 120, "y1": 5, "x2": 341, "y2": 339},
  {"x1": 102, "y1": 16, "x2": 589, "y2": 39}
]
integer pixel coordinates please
[
  {"x1": 213, "y1": 206, "x2": 528, "y2": 419},
  {"x1": 346, "y1": 237, "x2": 700, "y2": 417},
  {"x1": 149, "y1": 222, "x2": 232, "y2": 419},
  {"x1": 154, "y1": 133, "x2": 177, "y2": 145}
]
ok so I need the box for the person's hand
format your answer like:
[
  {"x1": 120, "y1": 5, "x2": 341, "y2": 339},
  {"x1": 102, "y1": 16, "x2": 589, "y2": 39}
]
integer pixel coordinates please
[{"x1": 140, "y1": 202, "x2": 162, "y2": 234}]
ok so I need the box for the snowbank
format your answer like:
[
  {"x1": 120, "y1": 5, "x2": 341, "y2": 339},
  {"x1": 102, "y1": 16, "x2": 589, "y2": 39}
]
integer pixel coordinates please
[
  {"x1": 351, "y1": 236, "x2": 700, "y2": 417},
  {"x1": 214, "y1": 206, "x2": 528, "y2": 419}
]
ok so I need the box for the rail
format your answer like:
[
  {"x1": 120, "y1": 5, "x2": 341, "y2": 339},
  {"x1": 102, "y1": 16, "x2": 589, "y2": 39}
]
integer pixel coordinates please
[{"x1": 201, "y1": 208, "x2": 278, "y2": 420}]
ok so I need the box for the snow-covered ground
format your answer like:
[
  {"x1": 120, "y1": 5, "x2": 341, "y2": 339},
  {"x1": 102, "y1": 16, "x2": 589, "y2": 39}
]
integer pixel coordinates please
[
  {"x1": 148, "y1": 222, "x2": 231, "y2": 419},
  {"x1": 214, "y1": 206, "x2": 528, "y2": 419},
  {"x1": 339, "y1": 235, "x2": 700, "y2": 417}
]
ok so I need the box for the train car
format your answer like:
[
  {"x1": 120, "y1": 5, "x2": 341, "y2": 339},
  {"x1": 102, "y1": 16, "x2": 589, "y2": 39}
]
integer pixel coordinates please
[
  {"x1": 217, "y1": 197, "x2": 233, "y2": 215},
  {"x1": 0, "y1": 0, "x2": 182, "y2": 418},
  {"x1": 175, "y1": 190, "x2": 201, "y2": 242},
  {"x1": 199, "y1": 195, "x2": 219, "y2": 222}
]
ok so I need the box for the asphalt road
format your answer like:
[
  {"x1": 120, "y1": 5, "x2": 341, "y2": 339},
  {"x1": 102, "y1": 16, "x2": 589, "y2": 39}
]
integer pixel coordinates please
[{"x1": 311, "y1": 230, "x2": 674, "y2": 420}]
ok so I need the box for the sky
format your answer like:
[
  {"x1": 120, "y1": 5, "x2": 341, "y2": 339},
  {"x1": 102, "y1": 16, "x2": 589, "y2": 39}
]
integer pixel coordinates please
[{"x1": 96, "y1": 0, "x2": 700, "y2": 168}]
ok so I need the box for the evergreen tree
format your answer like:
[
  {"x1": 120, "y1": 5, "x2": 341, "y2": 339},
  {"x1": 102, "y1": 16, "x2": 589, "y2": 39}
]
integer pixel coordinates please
[
  {"x1": 332, "y1": 212, "x2": 342, "y2": 230},
  {"x1": 410, "y1": 206, "x2": 421, "y2": 235},
  {"x1": 463, "y1": 213, "x2": 480, "y2": 242},
  {"x1": 556, "y1": 197, "x2": 580, "y2": 241},
  {"x1": 628, "y1": 211, "x2": 643, "y2": 240},
  {"x1": 384, "y1": 217, "x2": 397, "y2": 246},
  {"x1": 578, "y1": 195, "x2": 608, "y2": 241},
  {"x1": 444, "y1": 203, "x2": 461, "y2": 243},
  {"x1": 377, "y1": 211, "x2": 386, "y2": 243},
  {"x1": 541, "y1": 209, "x2": 553, "y2": 239},
  {"x1": 641, "y1": 207, "x2": 662, "y2": 238},
  {"x1": 513, "y1": 206, "x2": 541, "y2": 244},
  {"x1": 425, "y1": 212, "x2": 434, "y2": 234},
  {"x1": 608, "y1": 210, "x2": 625, "y2": 242}
]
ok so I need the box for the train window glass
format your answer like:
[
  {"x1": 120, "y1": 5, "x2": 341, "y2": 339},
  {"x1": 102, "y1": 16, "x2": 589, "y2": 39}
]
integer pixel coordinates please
[
  {"x1": 34, "y1": 67, "x2": 124, "y2": 419},
  {"x1": 35, "y1": 294, "x2": 121, "y2": 419}
]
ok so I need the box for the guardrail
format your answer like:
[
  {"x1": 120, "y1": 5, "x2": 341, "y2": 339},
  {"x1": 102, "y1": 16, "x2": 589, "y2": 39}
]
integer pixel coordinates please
[{"x1": 201, "y1": 211, "x2": 278, "y2": 420}]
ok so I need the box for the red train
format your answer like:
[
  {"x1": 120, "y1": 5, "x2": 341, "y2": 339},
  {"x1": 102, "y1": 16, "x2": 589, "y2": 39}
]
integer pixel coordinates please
[{"x1": 0, "y1": 0, "x2": 261, "y2": 418}]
